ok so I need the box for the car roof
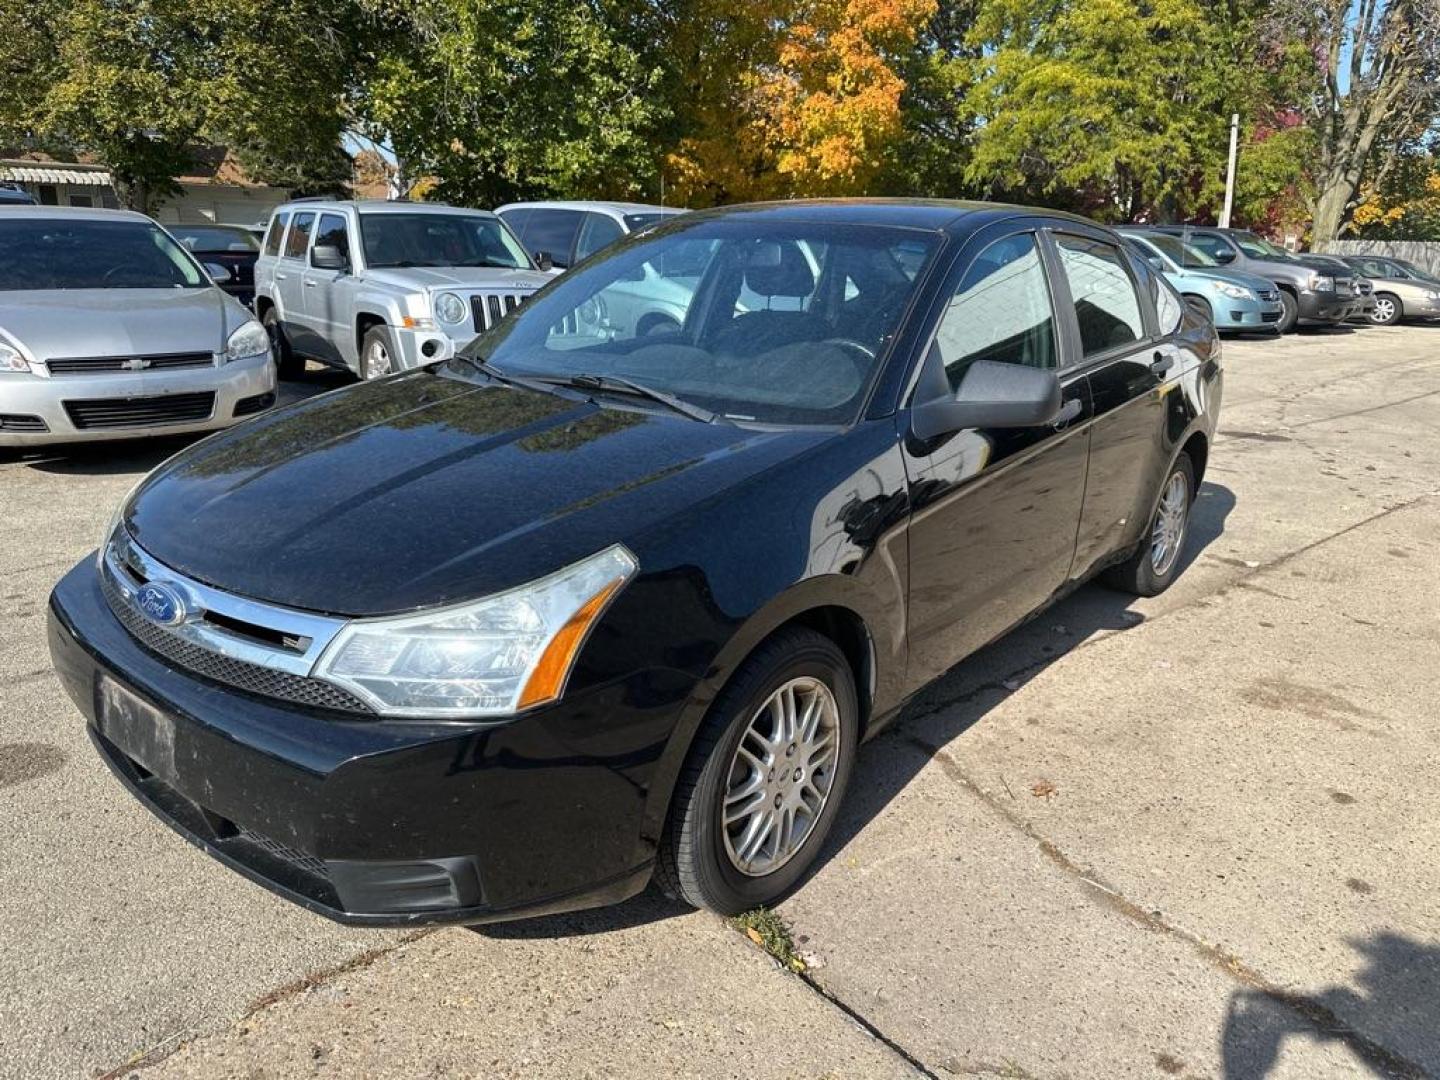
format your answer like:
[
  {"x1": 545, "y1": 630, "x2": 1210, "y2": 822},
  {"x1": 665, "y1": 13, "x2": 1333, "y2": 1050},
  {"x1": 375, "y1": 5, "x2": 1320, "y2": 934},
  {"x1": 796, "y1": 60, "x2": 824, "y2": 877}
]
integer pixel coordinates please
[
  {"x1": 0, "y1": 205, "x2": 152, "y2": 223},
  {"x1": 630, "y1": 198, "x2": 1093, "y2": 235},
  {"x1": 496, "y1": 200, "x2": 686, "y2": 217},
  {"x1": 273, "y1": 200, "x2": 500, "y2": 219}
]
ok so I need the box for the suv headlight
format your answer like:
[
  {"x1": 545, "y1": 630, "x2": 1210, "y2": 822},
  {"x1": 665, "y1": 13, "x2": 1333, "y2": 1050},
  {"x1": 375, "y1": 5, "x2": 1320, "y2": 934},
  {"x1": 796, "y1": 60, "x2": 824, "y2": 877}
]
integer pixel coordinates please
[
  {"x1": 1309, "y1": 274, "x2": 1335, "y2": 292},
  {"x1": 1210, "y1": 281, "x2": 1253, "y2": 301},
  {"x1": 313, "y1": 544, "x2": 638, "y2": 718},
  {"x1": 225, "y1": 319, "x2": 270, "y2": 363},
  {"x1": 434, "y1": 292, "x2": 467, "y2": 325},
  {"x1": 0, "y1": 340, "x2": 32, "y2": 373}
]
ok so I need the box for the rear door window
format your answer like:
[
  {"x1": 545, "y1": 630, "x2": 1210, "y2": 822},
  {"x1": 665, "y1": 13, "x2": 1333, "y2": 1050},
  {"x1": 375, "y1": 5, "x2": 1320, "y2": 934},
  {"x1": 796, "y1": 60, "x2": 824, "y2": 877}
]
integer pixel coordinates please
[
  {"x1": 1054, "y1": 235, "x2": 1146, "y2": 358},
  {"x1": 283, "y1": 212, "x2": 315, "y2": 259},
  {"x1": 575, "y1": 212, "x2": 625, "y2": 262},
  {"x1": 263, "y1": 213, "x2": 289, "y2": 256}
]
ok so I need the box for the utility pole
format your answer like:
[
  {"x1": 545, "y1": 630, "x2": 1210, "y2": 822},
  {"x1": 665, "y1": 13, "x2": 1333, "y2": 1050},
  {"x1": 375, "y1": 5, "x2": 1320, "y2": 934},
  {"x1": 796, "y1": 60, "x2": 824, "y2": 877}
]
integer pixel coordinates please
[{"x1": 1219, "y1": 113, "x2": 1239, "y2": 228}]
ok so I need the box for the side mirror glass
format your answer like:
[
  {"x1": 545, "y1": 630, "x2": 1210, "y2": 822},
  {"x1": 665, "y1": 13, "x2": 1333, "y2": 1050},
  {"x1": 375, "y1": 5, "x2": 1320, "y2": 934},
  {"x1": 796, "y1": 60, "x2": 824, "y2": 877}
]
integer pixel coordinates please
[
  {"x1": 911, "y1": 359, "x2": 1062, "y2": 440},
  {"x1": 1147, "y1": 255, "x2": 1166, "y2": 271},
  {"x1": 310, "y1": 244, "x2": 348, "y2": 271},
  {"x1": 203, "y1": 262, "x2": 233, "y2": 283}
]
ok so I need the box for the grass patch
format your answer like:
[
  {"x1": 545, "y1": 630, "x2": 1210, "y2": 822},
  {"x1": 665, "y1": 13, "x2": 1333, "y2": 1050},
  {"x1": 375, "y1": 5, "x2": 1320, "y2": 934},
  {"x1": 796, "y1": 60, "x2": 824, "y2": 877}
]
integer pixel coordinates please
[{"x1": 728, "y1": 907, "x2": 806, "y2": 972}]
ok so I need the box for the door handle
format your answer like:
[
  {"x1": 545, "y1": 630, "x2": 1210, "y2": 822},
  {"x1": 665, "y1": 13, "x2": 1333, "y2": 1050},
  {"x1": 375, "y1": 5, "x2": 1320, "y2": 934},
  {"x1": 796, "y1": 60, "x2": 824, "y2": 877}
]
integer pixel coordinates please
[
  {"x1": 274, "y1": 272, "x2": 288, "y2": 281},
  {"x1": 1149, "y1": 351, "x2": 1175, "y2": 375},
  {"x1": 1051, "y1": 398, "x2": 1083, "y2": 430},
  {"x1": 304, "y1": 281, "x2": 318, "y2": 288}
]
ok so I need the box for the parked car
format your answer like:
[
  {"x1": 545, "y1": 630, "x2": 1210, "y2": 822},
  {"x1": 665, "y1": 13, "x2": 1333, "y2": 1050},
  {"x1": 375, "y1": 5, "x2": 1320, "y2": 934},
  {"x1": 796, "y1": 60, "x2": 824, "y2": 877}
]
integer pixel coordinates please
[
  {"x1": 168, "y1": 222, "x2": 261, "y2": 308},
  {"x1": 254, "y1": 200, "x2": 552, "y2": 380},
  {"x1": 1144, "y1": 226, "x2": 1358, "y2": 333},
  {"x1": 0, "y1": 184, "x2": 37, "y2": 206},
  {"x1": 1338, "y1": 255, "x2": 1440, "y2": 324},
  {"x1": 1119, "y1": 229, "x2": 1283, "y2": 332},
  {"x1": 51, "y1": 200, "x2": 1220, "y2": 925},
  {"x1": 0, "y1": 207, "x2": 274, "y2": 448},
  {"x1": 495, "y1": 200, "x2": 685, "y2": 270}
]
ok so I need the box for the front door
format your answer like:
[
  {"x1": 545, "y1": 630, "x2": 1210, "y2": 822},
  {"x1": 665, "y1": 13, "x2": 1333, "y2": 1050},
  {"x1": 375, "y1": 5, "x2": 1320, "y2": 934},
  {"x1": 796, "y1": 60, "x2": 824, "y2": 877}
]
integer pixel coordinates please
[{"x1": 901, "y1": 229, "x2": 1092, "y2": 685}]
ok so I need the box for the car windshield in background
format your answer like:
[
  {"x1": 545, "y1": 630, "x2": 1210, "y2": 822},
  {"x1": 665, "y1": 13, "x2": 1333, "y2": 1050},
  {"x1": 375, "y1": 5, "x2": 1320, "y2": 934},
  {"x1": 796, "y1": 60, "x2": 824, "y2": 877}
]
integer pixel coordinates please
[
  {"x1": 171, "y1": 225, "x2": 259, "y2": 252},
  {"x1": 623, "y1": 213, "x2": 670, "y2": 232},
  {"x1": 0, "y1": 219, "x2": 207, "y2": 291},
  {"x1": 1394, "y1": 258, "x2": 1440, "y2": 285},
  {"x1": 461, "y1": 220, "x2": 940, "y2": 426},
  {"x1": 1232, "y1": 232, "x2": 1292, "y2": 260},
  {"x1": 1146, "y1": 233, "x2": 1217, "y2": 268},
  {"x1": 360, "y1": 213, "x2": 530, "y2": 270}
]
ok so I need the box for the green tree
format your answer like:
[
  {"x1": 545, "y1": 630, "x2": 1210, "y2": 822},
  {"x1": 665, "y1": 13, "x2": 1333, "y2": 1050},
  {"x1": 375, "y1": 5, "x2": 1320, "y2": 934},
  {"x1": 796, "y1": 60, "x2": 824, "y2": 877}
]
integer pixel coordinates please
[{"x1": 355, "y1": 0, "x2": 666, "y2": 205}]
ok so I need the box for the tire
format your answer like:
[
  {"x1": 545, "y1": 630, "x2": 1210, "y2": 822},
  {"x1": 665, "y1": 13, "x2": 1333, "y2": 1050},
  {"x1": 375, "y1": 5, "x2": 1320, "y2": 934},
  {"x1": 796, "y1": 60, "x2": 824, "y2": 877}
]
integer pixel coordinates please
[
  {"x1": 1370, "y1": 293, "x2": 1402, "y2": 326},
  {"x1": 1102, "y1": 452, "x2": 1196, "y2": 598},
  {"x1": 1183, "y1": 294, "x2": 1212, "y2": 324},
  {"x1": 656, "y1": 627, "x2": 859, "y2": 914},
  {"x1": 1276, "y1": 290, "x2": 1299, "y2": 334},
  {"x1": 262, "y1": 306, "x2": 304, "y2": 379},
  {"x1": 360, "y1": 325, "x2": 398, "y2": 380}
]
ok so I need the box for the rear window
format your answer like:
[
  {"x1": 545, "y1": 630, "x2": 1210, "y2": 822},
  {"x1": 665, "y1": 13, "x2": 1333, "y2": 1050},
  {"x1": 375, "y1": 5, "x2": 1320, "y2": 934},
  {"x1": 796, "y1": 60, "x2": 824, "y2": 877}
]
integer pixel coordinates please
[
  {"x1": 283, "y1": 212, "x2": 314, "y2": 259},
  {"x1": 171, "y1": 225, "x2": 259, "y2": 253},
  {"x1": 263, "y1": 214, "x2": 288, "y2": 256}
]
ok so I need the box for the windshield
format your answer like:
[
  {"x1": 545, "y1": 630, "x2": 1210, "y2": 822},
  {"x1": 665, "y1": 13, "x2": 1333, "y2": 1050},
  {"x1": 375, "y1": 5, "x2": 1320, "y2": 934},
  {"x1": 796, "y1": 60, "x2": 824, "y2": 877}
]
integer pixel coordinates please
[
  {"x1": 170, "y1": 225, "x2": 259, "y2": 253},
  {"x1": 460, "y1": 219, "x2": 941, "y2": 426},
  {"x1": 624, "y1": 213, "x2": 671, "y2": 232},
  {"x1": 1231, "y1": 231, "x2": 1291, "y2": 259},
  {"x1": 1395, "y1": 258, "x2": 1440, "y2": 285},
  {"x1": 0, "y1": 218, "x2": 208, "y2": 290},
  {"x1": 360, "y1": 212, "x2": 531, "y2": 269}
]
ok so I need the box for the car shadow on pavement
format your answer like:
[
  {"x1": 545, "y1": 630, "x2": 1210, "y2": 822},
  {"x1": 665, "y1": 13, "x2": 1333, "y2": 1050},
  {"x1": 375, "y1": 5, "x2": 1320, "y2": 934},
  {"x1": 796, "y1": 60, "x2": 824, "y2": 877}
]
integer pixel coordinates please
[
  {"x1": 478, "y1": 482, "x2": 1235, "y2": 939},
  {"x1": 1220, "y1": 932, "x2": 1440, "y2": 1078}
]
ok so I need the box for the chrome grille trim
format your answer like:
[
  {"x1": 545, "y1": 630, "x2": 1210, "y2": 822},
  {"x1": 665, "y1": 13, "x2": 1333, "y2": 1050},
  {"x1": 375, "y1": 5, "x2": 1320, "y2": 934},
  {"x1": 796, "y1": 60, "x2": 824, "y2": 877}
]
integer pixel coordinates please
[
  {"x1": 101, "y1": 529, "x2": 371, "y2": 713},
  {"x1": 470, "y1": 291, "x2": 529, "y2": 332}
]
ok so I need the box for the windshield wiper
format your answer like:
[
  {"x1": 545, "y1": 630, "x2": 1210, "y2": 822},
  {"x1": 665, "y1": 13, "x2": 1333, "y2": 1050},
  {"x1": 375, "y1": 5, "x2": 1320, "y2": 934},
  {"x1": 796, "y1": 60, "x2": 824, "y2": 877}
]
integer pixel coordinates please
[
  {"x1": 448, "y1": 354, "x2": 553, "y2": 393},
  {"x1": 531, "y1": 373, "x2": 717, "y2": 423}
]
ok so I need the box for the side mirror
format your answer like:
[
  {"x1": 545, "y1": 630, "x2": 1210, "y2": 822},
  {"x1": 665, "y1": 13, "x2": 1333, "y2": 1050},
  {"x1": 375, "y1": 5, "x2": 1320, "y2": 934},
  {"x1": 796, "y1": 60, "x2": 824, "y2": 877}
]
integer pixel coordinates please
[
  {"x1": 311, "y1": 244, "x2": 348, "y2": 271},
  {"x1": 534, "y1": 251, "x2": 555, "y2": 272},
  {"x1": 911, "y1": 358, "x2": 1062, "y2": 441},
  {"x1": 1212, "y1": 248, "x2": 1236, "y2": 264},
  {"x1": 203, "y1": 262, "x2": 233, "y2": 283},
  {"x1": 1146, "y1": 255, "x2": 1166, "y2": 272}
]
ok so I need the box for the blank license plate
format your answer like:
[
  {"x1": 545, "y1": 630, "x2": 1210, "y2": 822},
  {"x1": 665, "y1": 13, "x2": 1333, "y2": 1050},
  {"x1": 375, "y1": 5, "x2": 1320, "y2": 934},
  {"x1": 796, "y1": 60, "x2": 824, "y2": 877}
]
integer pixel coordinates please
[{"x1": 98, "y1": 677, "x2": 177, "y2": 784}]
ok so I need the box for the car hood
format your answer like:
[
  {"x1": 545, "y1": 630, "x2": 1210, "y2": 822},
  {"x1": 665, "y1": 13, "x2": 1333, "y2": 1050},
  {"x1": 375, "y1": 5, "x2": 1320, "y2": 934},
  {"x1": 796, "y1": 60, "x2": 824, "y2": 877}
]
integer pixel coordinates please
[
  {"x1": 359, "y1": 267, "x2": 552, "y2": 293},
  {"x1": 0, "y1": 287, "x2": 235, "y2": 361},
  {"x1": 1182, "y1": 266, "x2": 1278, "y2": 293},
  {"x1": 125, "y1": 368, "x2": 818, "y2": 616}
]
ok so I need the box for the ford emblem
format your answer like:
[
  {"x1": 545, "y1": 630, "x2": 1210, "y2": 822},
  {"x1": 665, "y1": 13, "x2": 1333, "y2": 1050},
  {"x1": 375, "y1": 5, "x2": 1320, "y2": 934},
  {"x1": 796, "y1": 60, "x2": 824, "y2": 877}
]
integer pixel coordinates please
[{"x1": 135, "y1": 581, "x2": 187, "y2": 626}]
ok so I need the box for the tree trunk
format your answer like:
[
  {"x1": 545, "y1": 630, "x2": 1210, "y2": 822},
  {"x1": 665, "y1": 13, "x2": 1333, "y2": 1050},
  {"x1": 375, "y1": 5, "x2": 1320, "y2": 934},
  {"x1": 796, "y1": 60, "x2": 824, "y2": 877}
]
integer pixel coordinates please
[{"x1": 1309, "y1": 177, "x2": 1352, "y2": 245}]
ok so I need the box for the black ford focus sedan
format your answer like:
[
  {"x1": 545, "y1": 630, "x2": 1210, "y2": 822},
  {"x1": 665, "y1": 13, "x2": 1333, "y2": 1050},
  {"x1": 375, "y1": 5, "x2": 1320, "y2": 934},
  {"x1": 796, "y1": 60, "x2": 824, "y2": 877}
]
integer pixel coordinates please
[{"x1": 49, "y1": 200, "x2": 1221, "y2": 925}]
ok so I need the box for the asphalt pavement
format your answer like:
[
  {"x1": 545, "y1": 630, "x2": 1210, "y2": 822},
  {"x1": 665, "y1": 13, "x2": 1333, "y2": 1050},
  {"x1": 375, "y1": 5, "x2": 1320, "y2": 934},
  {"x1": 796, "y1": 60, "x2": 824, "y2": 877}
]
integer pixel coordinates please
[{"x1": 2, "y1": 328, "x2": 1437, "y2": 1079}]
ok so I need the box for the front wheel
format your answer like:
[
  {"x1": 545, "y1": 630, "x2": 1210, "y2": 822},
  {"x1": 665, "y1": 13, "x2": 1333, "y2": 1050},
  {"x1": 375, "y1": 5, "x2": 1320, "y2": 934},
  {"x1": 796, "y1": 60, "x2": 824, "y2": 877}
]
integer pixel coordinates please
[
  {"x1": 1276, "y1": 291, "x2": 1299, "y2": 334},
  {"x1": 262, "y1": 307, "x2": 305, "y2": 379},
  {"x1": 1102, "y1": 452, "x2": 1195, "y2": 597},
  {"x1": 656, "y1": 627, "x2": 858, "y2": 914},
  {"x1": 1370, "y1": 293, "x2": 1402, "y2": 326},
  {"x1": 360, "y1": 326, "x2": 398, "y2": 380}
]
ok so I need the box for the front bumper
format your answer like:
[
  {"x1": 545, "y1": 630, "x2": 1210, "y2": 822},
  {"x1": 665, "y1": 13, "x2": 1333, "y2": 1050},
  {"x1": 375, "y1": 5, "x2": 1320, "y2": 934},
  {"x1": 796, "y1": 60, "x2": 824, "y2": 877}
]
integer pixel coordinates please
[
  {"x1": 1296, "y1": 290, "x2": 1353, "y2": 324},
  {"x1": 1213, "y1": 297, "x2": 1284, "y2": 331},
  {"x1": 0, "y1": 354, "x2": 275, "y2": 447},
  {"x1": 48, "y1": 560, "x2": 664, "y2": 926}
]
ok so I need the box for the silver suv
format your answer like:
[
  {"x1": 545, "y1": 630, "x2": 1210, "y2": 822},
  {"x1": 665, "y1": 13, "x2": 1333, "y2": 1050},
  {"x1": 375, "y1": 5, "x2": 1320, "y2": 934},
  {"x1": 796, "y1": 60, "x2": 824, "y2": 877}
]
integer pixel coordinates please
[{"x1": 255, "y1": 200, "x2": 552, "y2": 380}]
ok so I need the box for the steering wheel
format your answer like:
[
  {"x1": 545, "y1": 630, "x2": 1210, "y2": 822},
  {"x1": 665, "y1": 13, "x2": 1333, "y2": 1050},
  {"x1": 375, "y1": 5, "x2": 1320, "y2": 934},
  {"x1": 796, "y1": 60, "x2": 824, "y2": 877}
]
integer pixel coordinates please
[
  {"x1": 101, "y1": 265, "x2": 137, "y2": 285},
  {"x1": 820, "y1": 338, "x2": 877, "y2": 361}
]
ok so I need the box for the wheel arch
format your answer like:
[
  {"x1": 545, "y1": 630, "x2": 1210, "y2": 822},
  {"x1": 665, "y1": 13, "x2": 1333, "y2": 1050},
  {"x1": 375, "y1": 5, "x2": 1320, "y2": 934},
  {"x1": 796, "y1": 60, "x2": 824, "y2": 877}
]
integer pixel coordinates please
[
  {"x1": 355, "y1": 311, "x2": 387, "y2": 357},
  {"x1": 1179, "y1": 429, "x2": 1209, "y2": 492}
]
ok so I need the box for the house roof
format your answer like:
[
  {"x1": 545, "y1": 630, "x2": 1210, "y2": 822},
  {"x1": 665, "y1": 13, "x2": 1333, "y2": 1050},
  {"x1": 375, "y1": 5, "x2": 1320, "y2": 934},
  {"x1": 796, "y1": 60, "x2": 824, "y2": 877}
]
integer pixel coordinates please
[{"x1": 0, "y1": 155, "x2": 113, "y2": 186}]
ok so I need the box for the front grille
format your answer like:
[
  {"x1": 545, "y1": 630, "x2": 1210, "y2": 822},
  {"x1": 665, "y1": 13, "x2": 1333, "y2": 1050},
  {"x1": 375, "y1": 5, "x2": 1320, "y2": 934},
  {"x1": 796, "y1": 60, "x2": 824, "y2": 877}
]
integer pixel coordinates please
[
  {"x1": 0, "y1": 413, "x2": 47, "y2": 432},
  {"x1": 47, "y1": 352, "x2": 215, "y2": 375},
  {"x1": 1257, "y1": 288, "x2": 1280, "y2": 303},
  {"x1": 64, "y1": 392, "x2": 215, "y2": 430},
  {"x1": 1357, "y1": 281, "x2": 1374, "y2": 296},
  {"x1": 1261, "y1": 311, "x2": 1281, "y2": 322},
  {"x1": 471, "y1": 292, "x2": 525, "y2": 332},
  {"x1": 100, "y1": 568, "x2": 373, "y2": 714},
  {"x1": 237, "y1": 828, "x2": 330, "y2": 880}
]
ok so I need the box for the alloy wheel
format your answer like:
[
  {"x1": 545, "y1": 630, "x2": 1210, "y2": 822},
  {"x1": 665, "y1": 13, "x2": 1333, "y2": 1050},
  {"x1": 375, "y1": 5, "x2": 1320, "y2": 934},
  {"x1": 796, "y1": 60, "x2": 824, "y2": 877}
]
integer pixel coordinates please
[
  {"x1": 1371, "y1": 297, "x2": 1396, "y2": 324},
  {"x1": 366, "y1": 339, "x2": 393, "y2": 378},
  {"x1": 721, "y1": 676, "x2": 840, "y2": 877},
  {"x1": 1150, "y1": 470, "x2": 1190, "y2": 576}
]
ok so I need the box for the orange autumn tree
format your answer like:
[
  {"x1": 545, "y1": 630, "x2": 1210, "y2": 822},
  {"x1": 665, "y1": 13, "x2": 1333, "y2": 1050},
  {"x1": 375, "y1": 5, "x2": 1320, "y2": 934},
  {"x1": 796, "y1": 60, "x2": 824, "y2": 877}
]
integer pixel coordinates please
[{"x1": 665, "y1": 0, "x2": 935, "y2": 204}]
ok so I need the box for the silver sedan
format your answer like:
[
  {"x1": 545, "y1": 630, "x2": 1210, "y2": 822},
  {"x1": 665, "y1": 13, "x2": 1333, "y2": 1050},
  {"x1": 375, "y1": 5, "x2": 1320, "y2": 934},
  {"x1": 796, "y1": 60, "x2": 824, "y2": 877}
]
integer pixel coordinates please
[{"x1": 0, "y1": 207, "x2": 276, "y2": 447}]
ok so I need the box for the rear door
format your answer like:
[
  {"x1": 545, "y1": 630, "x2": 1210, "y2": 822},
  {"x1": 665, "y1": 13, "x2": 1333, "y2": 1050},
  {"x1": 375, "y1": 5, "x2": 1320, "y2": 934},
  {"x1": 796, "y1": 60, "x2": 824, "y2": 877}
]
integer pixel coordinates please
[
  {"x1": 901, "y1": 226, "x2": 1093, "y2": 683},
  {"x1": 1052, "y1": 228, "x2": 1179, "y2": 579},
  {"x1": 255, "y1": 212, "x2": 289, "y2": 304},
  {"x1": 300, "y1": 211, "x2": 353, "y2": 365}
]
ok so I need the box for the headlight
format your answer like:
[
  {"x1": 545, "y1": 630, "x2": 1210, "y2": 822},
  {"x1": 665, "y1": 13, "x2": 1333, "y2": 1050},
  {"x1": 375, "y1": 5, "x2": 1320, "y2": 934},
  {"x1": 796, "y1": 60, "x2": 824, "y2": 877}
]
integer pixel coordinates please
[
  {"x1": 225, "y1": 320, "x2": 270, "y2": 363},
  {"x1": 0, "y1": 340, "x2": 31, "y2": 373},
  {"x1": 1211, "y1": 281, "x2": 1253, "y2": 301},
  {"x1": 434, "y1": 292, "x2": 467, "y2": 325},
  {"x1": 1309, "y1": 274, "x2": 1335, "y2": 292},
  {"x1": 313, "y1": 544, "x2": 638, "y2": 718},
  {"x1": 1426, "y1": 290, "x2": 1440, "y2": 301}
]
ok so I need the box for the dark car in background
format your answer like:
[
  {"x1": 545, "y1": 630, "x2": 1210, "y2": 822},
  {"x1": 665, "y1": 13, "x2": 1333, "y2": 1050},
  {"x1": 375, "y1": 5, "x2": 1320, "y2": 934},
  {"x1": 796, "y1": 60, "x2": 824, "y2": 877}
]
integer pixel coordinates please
[
  {"x1": 0, "y1": 184, "x2": 37, "y2": 206},
  {"x1": 49, "y1": 200, "x2": 1220, "y2": 927},
  {"x1": 1143, "y1": 226, "x2": 1358, "y2": 333},
  {"x1": 168, "y1": 223, "x2": 261, "y2": 308}
]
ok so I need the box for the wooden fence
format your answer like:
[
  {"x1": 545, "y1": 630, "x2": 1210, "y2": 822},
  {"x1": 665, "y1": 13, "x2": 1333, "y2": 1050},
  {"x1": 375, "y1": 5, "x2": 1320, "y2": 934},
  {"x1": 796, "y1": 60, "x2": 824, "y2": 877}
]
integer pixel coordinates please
[{"x1": 1317, "y1": 240, "x2": 1440, "y2": 276}]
